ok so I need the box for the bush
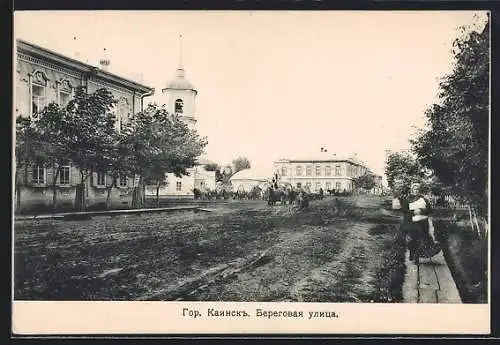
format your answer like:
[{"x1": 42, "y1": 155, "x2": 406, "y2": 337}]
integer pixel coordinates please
[{"x1": 434, "y1": 220, "x2": 488, "y2": 303}]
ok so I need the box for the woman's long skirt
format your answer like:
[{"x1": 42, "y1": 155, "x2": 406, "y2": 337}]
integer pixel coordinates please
[{"x1": 405, "y1": 218, "x2": 441, "y2": 261}]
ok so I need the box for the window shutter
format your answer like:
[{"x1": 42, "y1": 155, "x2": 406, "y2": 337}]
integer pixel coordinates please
[
  {"x1": 106, "y1": 174, "x2": 114, "y2": 188},
  {"x1": 92, "y1": 172, "x2": 98, "y2": 187},
  {"x1": 16, "y1": 164, "x2": 25, "y2": 186},
  {"x1": 134, "y1": 175, "x2": 140, "y2": 187},
  {"x1": 26, "y1": 165, "x2": 33, "y2": 186},
  {"x1": 70, "y1": 166, "x2": 79, "y2": 186}
]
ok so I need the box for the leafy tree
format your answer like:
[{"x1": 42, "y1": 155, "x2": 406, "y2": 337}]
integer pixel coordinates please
[
  {"x1": 384, "y1": 151, "x2": 421, "y2": 198},
  {"x1": 127, "y1": 104, "x2": 208, "y2": 208},
  {"x1": 411, "y1": 16, "x2": 489, "y2": 215},
  {"x1": 14, "y1": 116, "x2": 47, "y2": 213},
  {"x1": 232, "y1": 156, "x2": 251, "y2": 174},
  {"x1": 37, "y1": 87, "x2": 118, "y2": 211},
  {"x1": 353, "y1": 173, "x2": 376, "y2": 191}
]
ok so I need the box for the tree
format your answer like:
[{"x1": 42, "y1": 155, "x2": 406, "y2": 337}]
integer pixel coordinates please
[
  {"x1": 384, "y1": 151, "x2": 421, "y2": 198},
  {"x1": 232, "y1": 157, "x2": 251, "y2": 174},
  {"x1": 353, "y1": 173, "x2": 376, "y2": 191},
  {"x1": 14, "y1": 116, "x2": 47, "y2": 213},
  {"x1": 127, "y1": 104, "x2": 208, "y2": 208},
  {"x1": 411, "y1": 16, "x2": 489, "y2": 215},
  {"x1": 35, "y1": 87, "x2": 118, "y2": 212}
]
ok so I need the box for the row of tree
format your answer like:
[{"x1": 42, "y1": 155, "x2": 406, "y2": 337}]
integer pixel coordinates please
[
  {"x1": 15, "y1": 86, "x2": 207, "y2": 213},
  {"x1": 384, "y1": 15, "x2": 489, "y2": 218}
]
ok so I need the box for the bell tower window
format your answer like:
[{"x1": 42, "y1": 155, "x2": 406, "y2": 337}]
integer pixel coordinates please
[{"x1": 175, "y1": 99, "x2": 184, "y2": 114}]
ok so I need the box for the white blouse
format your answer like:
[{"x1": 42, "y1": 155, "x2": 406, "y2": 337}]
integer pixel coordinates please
[{"x1": 409, "y1": 197, "x2": 429, "y2": 222}]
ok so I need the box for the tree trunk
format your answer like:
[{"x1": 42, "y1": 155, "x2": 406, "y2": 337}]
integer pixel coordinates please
[
  {"x1": 51, "y1": 165, "x2": 61, "y2": 213},
  {"x1": 156, "y1": 182, "x2": 161, "y2": 208},
  {"x1": 75, "y1": 171, "x2": 87, "y2": 212},
  {"x1": 105, "y1": 178, "x2": 116, "y2": 210},
  {"x1": 132, "y1": 175, "x2": 145, "y2": 209},
  {"x1": 15, "y1": 183, "x2": 21, "y2": 215}
]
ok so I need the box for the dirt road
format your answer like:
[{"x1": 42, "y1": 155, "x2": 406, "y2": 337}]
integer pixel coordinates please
[{"x1": 14, "y1": 196, "x2": 405, "y2": 302}]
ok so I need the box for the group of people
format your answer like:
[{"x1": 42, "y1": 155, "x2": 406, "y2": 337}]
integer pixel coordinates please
[{"x1": 398, "y1": 181, "x2": 442, "y2": 264}]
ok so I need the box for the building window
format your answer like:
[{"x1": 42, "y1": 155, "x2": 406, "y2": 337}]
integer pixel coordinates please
[
  {"x1": 335, "y1": 165, "x2": 341, "y2": 176},
  {"x1": 315, "y1": 182, "x2": 321, "y2": 190},
  {"x1": 315, "y1": 166, "x2": 321, "y2": 176},
  {"x1": 59, "y1": 90, "x2": 71, "y2": 107},
  {"x1": 58, "y1": 166, "x2": 70, "y2": 185},
  {"x1": 326, "y1": 182, "x2": 331, "y2": 190},
  {"x1": 32, "y1": 165, "x2": 45, "y2": 184},
  {"x1": 119, "y1": 175, "x2": 128, "y2": 187},
  {"x1": 325, "y1": 166, "x2": 331, "y2": 176},
  {"x1": 97, "y1": 172, "x2": 106, "y2": 186},
  {"x1": 281, "y1": 167, "x2": 287, "y2": 176},
  {"x1": 31, "y1": 84, "x2": 46, "y2": 119},
  {"x1": 305, "y1": 182, "x2": 312, "y2": 189},
  {"x1": 176, "y1": 181, "x2": 182, "y2": 191},
  {"x1": 336, "y1": 182, "x2": 341, "y2": 190},
  {"x1": 306, "y1": 166, "x2": 312, "y2": 176},
  {"x1": 175, "y1": 99, "x2": 184, "y2": 113},
  {"x1": 296, "y1": 182, "x2": 302, "y2": 189},
  {"x1": 296, "y1": 166, "x2": 302, "y2": 176}
]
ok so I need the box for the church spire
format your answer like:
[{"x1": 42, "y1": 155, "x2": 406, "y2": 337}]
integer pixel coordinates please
[{"x1": 176, "y1": 34, "x2": 185, "y2": 78}]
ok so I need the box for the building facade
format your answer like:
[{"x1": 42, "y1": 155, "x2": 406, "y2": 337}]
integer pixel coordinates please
[
  {"x1": 273, "y1": 154, "x2": 370, "y2": 193},
  {"x1": 14, "y1": 39, "x2": 155, "y2": 213}
]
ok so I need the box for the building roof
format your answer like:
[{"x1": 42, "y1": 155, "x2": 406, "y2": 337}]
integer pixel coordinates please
[
  {"x1": 163, "y1": 67, "x2": 197, "y2": 94},
  {"x1": 230, "y1": 168, "x2": 272, "y2": 181},
  {"x1": 16, "y1": 39, "x2": 155, "y2": 95},
  {"x1": 275, "y1": 153, "x2": 367, "y2": 166}
]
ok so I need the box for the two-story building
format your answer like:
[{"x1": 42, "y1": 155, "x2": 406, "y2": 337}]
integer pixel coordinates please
[
  {"x1": 14, "y1": 39, "x2": 155, "y2": 213},
  {"x1": 273, "y1": 153, "x2": 370, "y2": 193}
]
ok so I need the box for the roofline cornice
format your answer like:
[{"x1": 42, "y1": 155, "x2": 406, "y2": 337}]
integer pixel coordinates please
[{"x1": 16, "y1": 39, "x2": 155, "y2": 94}]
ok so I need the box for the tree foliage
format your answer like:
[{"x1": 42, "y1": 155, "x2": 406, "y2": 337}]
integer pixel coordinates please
[
  {"x1": 125, "y1": 104, "x2": 208, "y2": 206},
  {"x1": 353, "y1": 173, "x2": 376, "y2": 191},
  {"x1": 384, "y1": 151, "x2": 422, "y2": 197},
  {"x1": 232, "y1": 156, "x2": 251, "y2": 174},
  {"x1": 411, "y1": 16, "x2": 489, "y2": 214}
]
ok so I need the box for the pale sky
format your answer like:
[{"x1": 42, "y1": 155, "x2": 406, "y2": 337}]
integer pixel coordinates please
[{"x1": 14, "y1": 11, "x2": 488, "y2": 176}]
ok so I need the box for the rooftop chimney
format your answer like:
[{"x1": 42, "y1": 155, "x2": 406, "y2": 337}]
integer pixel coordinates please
[{"x1": 99, "y1": 48, "x2": 110, "y2": 71}]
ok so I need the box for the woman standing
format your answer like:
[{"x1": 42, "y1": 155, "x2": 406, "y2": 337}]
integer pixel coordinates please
[{"x1": 402, "y1": 182, "x2": 441, "y2": 263}]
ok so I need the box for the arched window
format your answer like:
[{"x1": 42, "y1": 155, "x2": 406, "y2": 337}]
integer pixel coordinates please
[
  {"x1": 281, "y1": 167, "x2": 287, "y2": 176},
  {"x1": 57, "y1": 79, "x2": 74, "y2": 107},
  {"x1": 175, "y1": 99, "x2": 184, "y2": 113},
  {"x1": 30, "y1": 70, "x2": 49, "y2": 119}
]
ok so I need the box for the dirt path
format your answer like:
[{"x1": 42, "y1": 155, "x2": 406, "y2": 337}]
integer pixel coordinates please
[{"x1": 14, "y1": 197, "x2": 405, "y2": 301}]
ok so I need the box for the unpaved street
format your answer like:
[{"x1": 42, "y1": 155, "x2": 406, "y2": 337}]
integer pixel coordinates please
[{"x1": 14, "y1": 196, "x2": 405, "y2": 302}]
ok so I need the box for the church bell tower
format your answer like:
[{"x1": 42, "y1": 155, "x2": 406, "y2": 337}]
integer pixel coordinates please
[{"x1": 162, "y1": 34, "x2": 197, "y2": 130}]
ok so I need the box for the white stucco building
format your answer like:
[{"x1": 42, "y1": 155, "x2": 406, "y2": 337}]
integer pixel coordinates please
[
  {"x1": 229, "y1": 168, "x2": 271, "y2": 193},
  {"x1": 273, "y1": 152, "x2": 372, "y2": 193}
]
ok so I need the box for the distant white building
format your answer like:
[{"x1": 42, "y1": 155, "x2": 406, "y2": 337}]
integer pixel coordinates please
[
  {"x1": 273, "y1": 151, "x2": 372, "y2": 193},
  {"x1": 229, "y1": 168, "x2": 272, "y2": 193}
]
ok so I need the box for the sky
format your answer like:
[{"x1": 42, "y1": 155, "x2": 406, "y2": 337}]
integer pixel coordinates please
[{"x1": 14, "y1": 10, "x2": 488, "y2": 177}]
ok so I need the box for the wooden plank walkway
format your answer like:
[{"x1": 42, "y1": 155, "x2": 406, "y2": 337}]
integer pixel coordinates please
[
  {"x1": 14, "y1": 206, "x2": 213, "y2": 221},
  {"x1": 402, "y1": 219, "x2": 462, "y2": 303}
]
